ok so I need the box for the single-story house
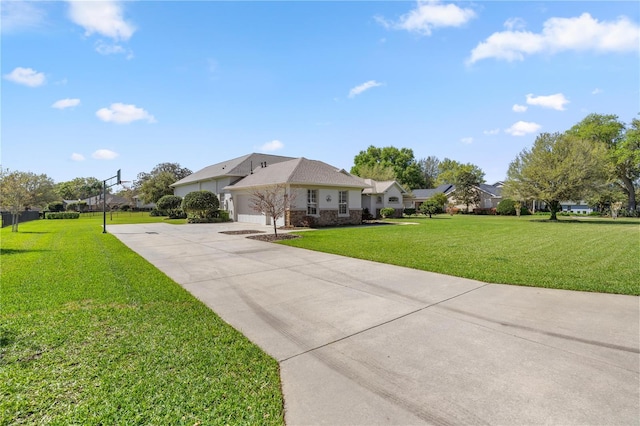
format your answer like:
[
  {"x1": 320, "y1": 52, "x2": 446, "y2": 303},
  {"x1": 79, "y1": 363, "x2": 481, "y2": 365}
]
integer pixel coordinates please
[
  {"x1": 412, "y1": 183, "x2": 503, "y2": 211},
  {"x1": 559, "y1": 201, "x2": 593, "y2": 214},
  {"x1": 225, "y1": 157, "x2": 368, "y2": 227},
  {"x1": 359, "y1": 179, "x2": 411, "y2": 218},
  {"x1": 133, "y1": 195, "x2": 156, "y2": 210},
  {"x1": 172, "y1": 153, "x2": 369, "y2": 227},
  {"x1": 66, "y1": 194, "x2": 129, "y2": 212}
]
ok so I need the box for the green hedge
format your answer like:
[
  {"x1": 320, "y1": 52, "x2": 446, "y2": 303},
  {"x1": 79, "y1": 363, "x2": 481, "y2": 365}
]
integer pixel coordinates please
[{"x1": 46, "y1": 212, "x2": 80, "y2": 220}]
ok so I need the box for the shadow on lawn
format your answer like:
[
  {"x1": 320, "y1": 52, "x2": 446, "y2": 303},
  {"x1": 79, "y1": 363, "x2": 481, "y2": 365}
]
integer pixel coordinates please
[
  {"x1": 528, "y1": 218, "x2": 640, "y2": 226},
  {"x1": 0, "y1": 248, "x2": 50, "y2": 256}
]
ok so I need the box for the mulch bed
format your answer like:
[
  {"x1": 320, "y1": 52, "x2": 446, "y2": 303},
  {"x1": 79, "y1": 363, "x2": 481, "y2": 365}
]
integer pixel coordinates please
[
  {"x1": 219, "y1": 230, "x2": 265, "y2": 235},
  {"x1": 246, "y1": 234, "x2": 301, "y2": 242}
]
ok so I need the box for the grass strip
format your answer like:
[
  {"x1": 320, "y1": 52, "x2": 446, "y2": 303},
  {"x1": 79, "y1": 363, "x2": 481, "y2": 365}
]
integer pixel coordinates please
[
  {"x1": 280, "y1": 215, "x2": 640, "y2": 295},
  {"x1": 1, "y1": 219, "x2": 284, "y2": 425}
]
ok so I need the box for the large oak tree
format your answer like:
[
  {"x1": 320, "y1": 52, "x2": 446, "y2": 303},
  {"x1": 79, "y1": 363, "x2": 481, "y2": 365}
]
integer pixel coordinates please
[
  {"x1": 568, "y1": 114, "x2": 640, "y2": 212},
  {"x1": 503, "y1": 132, "x2": 609, "y2": 220},
  {"x1": 135, "y1": 163, "x2": 192, "y2": 204}
]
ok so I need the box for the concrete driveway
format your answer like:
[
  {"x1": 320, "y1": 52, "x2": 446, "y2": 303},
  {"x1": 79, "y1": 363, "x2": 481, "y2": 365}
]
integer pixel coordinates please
[{"x1": 111, "y1": 222, "x2": 639, "y2": 425}]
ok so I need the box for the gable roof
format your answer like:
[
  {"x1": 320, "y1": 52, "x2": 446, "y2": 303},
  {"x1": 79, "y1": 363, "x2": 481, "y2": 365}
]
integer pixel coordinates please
[
  {"x1": 226, "y1": 158, "x2": 369, "y2": 190},
  {"x1": 478, "y1": 183, "x2": 502, "y2": 197},
  {"x1": 360, "y1": 179, "x2": 409, "y2": 195},
  {"x1": 412, "y1": 184, "x2": 454, "y2": 199},
  {"x1": 171, "y1": 153, "x2": 296, "y2": 187},
  {"x1": 412, "y1": 183, "x2": 502, "y2": 199}
]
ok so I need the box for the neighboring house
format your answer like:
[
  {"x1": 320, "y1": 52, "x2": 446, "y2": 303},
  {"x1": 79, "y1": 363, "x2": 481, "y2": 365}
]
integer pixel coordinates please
[
  {"x1": 412, "y1": 184, "x2": 455, "y2": 211},
  {"x1": 225, "y1": 158, "x2": 368, "y2": 227},
  {"x1": 82, "y1": 194, "x2": 129, "y2": 211},
  {"x1": 133, "y1": 195, "x2": 155, "y2": 211},
  {"x1": 412, "y1": 183, "x2": 503, "y2": 211},
  {"x1": 360, "y1": 179, "x2": 411, "y2": 218},
  {"x1": 560, "y1": 201, "x2": 593, "y2": 214}
]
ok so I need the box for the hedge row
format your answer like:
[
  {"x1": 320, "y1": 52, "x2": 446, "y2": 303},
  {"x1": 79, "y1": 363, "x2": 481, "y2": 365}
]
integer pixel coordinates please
[{"x1": 46, "y1": 212, "x2": 80, "y2": 220}]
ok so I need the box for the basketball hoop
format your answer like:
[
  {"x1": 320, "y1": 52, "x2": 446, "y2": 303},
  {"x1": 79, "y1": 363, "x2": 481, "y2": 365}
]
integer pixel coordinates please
[{"x1": 119, "y1": 180, "x2": 132, "y2": 190}]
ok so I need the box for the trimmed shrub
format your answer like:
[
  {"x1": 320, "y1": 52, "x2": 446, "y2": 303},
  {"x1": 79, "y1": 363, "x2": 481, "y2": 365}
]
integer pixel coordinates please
[
  {"x1": 149, "y1": 208, "x2": 166, "y2": 217},
  {"x1": 362, "y1": 208, "x2": 373, "y2": 221},
  {"x1": 46, "y1": 212, "x2": 80, "y2": 219},
  {"x1": 157, "y1": 195, "x2": 183, "y2": 218},
  {"x1": 47, "y1": 202, "x2": 65, "y2": 212},
  {"x1": 403, "y1": 208, "x2": 416, "y2": 216},
  {"x1": 496, "y1": 199, "x2": 531, "y2": 216},
  {"x1": 497, "y1": 199, "x2": 516, "y2": 215},
  {"x1": 182, "y1": 191, "x2": 220, "y2": 220},
  {"x1": 380, "y1": 207, "x2": 395, "y2": 219}
]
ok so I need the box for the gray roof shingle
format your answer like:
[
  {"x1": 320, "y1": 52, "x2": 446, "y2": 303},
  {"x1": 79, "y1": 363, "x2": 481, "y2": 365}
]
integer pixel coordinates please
[
  {"x1": 171, "y1": 153, "x2": 296, "y2": 187},
  {"x1": 226, "y1": 158, "x2": 368, "y2": 190}
]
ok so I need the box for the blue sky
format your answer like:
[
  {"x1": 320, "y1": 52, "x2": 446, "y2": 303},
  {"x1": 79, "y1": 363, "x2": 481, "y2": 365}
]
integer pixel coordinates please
[{"x1": 2, "y1": 1, "x2": 639, "y2": 185}]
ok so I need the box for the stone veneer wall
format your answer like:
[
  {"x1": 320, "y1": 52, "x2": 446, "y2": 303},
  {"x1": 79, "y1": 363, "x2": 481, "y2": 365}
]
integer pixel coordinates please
[{"x1": 287, "y1": 209, "x2": 362, "y2": 227}]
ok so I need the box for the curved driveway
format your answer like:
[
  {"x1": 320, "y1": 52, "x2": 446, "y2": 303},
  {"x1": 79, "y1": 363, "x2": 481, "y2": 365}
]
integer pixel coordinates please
[{"x1": 111, "y1": 222, "x2": 639, "y2": 425}]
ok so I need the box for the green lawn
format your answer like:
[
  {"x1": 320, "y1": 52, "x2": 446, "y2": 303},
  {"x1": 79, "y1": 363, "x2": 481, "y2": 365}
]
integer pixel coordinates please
[
  {"x1": 1, "y1": 218, "x2": 284, "y2": 425},
  {"x1": 280, "y1": 215, "x2": 640, "y2": 295}
]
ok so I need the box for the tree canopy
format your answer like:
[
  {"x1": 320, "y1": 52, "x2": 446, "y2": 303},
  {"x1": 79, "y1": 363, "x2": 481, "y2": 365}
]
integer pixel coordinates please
[
  {"x1": 55, "y1": 177, "x2": 102, "y2": 200},
  {"x1": 568, "y1": 113, "x2": 640, "y2": 211},
  {"x1": 351, "y1": 146, "x2": 425, "y2": 189},
  {"x1": 135, "y1": 163, "x2": 193, "y2": 204},
  {"x1": 418, "y1": 156, "x2": 440, "y2": 189},
  {"x1": 436, "y1": 158, "x2": 485, "y2": 187},
  {"x1": 0, "y1": 168, "x2": 56, "y2": 231},
  {"x1": 452, "y1": 165, "x2": 485, "y2": 212},
  {"x1": 503, "y1": 132, "x2": 609, "y2": 220}
]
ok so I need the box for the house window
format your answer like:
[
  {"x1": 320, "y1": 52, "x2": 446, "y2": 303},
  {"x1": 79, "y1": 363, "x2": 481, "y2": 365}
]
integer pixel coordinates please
[
  {"x1": 338, "y1": 191, "x2": 348, "y2": 215},
  {"x1": 307, "y1": 189, "x2": 318, "y2": 215},
  {"x1": 389, "y1": 196, "x2": 399, "y2": 204}
]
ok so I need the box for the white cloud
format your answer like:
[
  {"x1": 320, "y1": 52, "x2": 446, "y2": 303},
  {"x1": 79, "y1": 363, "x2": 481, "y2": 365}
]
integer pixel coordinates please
[
  {"x1": 512, "y1": 104, "x2": 528, "y2": 112},
  {"x1": 504, "y1": 17, "x2": 526, "y2": 31},
  {"x1": 96, "y1": 103, "x2": 156, "y2": 124},
  {"x1": 349, "y1": 80, "x2": 383, "y2": 98},
  {"x1": 95, "y1": 40, "x2": 133, "y2": 58},
  {"x1": 460, "y1": 137, "x2": 474, "y2": 144},
  {"x1": 71, "y1": 153, "x2": 86, "y2": 161},
  {"x1": 505, "y1": 121, "x2": 541, "y2": 136},
  {"x1": 468, "y1": 13, "x2": 640, "y2": 64},
  {"x1": 52, "y1": 98, "x2": 81, "y2": 109},
  {"x1": 483, "y1": 128, "x2": 500, "y2": 135},
  {"x1": 1, "y1": 1, "x2": 46, "y2": 33},
  {"x1": 67, "y1": 0, "x2": 135, "y2": 41},
  {"x1": 377, "y1": 0, "x2": 476, "y2": 36},
  {"x1": 3, "y1": 67, "x2": 46, "y2": 87},
  {"x1": 526, "y1": 93, "x2": 569, "y2": 110},
  {"x1": 260, "y1": 140, "x2": 284, "y2": 152},
  {"x1": 592, "y1": 88, "x2": 603, "y2": 95},
  {"x1": 92, "y1": 149, "x2": 119, "y2": 160}
]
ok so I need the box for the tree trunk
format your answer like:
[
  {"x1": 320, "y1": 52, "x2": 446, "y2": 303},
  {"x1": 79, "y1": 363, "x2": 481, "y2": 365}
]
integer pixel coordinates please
[
  {"x1": 273, "y1": 218, "x2": 278, "y2": 237},
  {"x1": 548, "y1": 200, "x2": 560, "y2": 221},
  {"x1": 11, "y1": 213, "x2": 19, "y2": 232},
  {"x1": 620, "y1": 176, "x2": 637, "y2": 212}
]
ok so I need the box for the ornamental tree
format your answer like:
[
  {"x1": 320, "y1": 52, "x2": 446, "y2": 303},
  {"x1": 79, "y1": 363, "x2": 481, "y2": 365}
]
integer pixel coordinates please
[{"x1": 248, "y1": 184, "x2": 296, "y2": 236}]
